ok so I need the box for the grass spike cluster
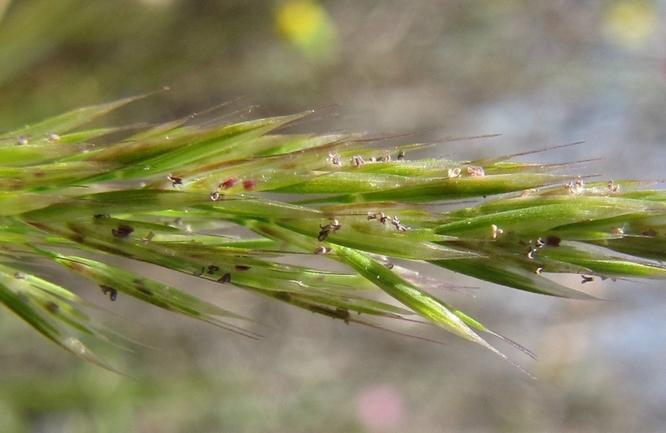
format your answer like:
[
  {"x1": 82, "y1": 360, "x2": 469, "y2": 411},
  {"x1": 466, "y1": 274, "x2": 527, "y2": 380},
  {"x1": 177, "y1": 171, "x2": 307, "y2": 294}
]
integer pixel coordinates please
[{"x1": 2, "y1": 97, "x2": 666, "y2": 374}]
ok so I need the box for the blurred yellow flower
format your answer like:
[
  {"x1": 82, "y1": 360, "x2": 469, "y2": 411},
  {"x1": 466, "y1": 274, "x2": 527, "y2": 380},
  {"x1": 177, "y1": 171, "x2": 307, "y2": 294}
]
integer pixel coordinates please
[
  {"x1": 275, "y1": 0, "x2": 337, "y2": 59},
  {"x1": 605, "y1": 0, "x2": 657, "y2": 48}
]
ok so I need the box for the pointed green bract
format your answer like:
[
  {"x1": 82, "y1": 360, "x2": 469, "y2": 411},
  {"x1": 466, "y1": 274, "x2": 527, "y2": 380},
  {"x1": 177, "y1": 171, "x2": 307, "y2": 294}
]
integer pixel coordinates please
[{"x1": 1, "y1": 95, "x2": 144, "y2": 140}]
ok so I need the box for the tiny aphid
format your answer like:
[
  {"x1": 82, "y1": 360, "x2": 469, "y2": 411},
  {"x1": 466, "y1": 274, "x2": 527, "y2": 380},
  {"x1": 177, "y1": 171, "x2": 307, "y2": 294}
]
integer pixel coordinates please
[
  {"x1": 218, "y1": 273, "x2": 232, "y2": 283},
  {"x1": 16, "y1": 137, "x2": 28, "y2": 146},
  {"x1": 46, "y1": 133, "x2": 60, "y2": 142},
  {"x1": 491, "y1": 224, "x2": 504, "y2": 239},
  {"x1": 535, "y1": 267, "x2": 543, "y2": 275},
  {"x1": 397, "y1": 150, "x2": 405, "y2": 160},
  {"x1": 384, "y1": 263, "x2": 395, "y2": 270},
  {"x1": 581, "y1": 275, "x2": 594, "y2": 284},
  {"x1": 100, "y1": 285, "x2": 118, "y2": 301},
  {"x1": 219, "y1": 177, "x2": 238, "y2": 190},
  {"x1": 167, "y1": 174, "x2": 183, "y2": 187},
  {"x1": 235, "y1": 265, "x2": 251, "y2": 271},
  {"x1": 207, "y1": 265, "x2": 220, "y2": 275},
  {"x1": 112, "y1": 224, "x2": 134, "y2": 238},
  {"x1": 210, "y1": 191, "x2": 221, "y2": 201},
  {"x1": 367, "y1": 212, "x2": 377, "y2": 221},
  {"x1": 608, "y1": 180, "x2": 619, "y2": 193},
  {"x1": 14, "y1": 272, "x2": 26, "y2": 280},
  {"x1": 378, "y1": 213, "x2": 389, "y2": 225},
  {"x1": 526, "y1": 249, "x2": 536, "y2": 259},
  {"x1": 535, "y1": 237, "x2": 545, "y2": 248},
  {"x1": 378, "y1": 155, "x2": 391, "y2": 162},
  {"x1": 352, "y1": 155, "x2": 365, "y2": 167}
]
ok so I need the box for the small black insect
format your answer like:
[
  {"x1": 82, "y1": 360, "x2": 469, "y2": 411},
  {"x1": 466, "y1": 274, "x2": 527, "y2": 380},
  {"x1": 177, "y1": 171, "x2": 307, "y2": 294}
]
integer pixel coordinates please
[
  {"x1": 318, "y1": 219, "x2": 342, "y2": 241},
  {"x1": 318, "y1": 229, "x2": 330, "y2": 242},
  {"x1": 167, "y1": 174, "x2": 183, "y2": 187},
  {"x1": 100, "y1": 285, "x2": 118, "y2": 301},
  {"x1": 218, "y1": 273, "x2": 232, "y2": 283},
  {"x1": 94, "y1": 214, "x2": 110, "y2": 220},
  {"x1": 207, "y1": 265, "x2": 220, "y2": 275},
  {"x1": 112, "y1": 224, "x2": 134, "y2": 238},
  {"x1": 235, "y1": 265, "x2": 252, "y2": 271}
]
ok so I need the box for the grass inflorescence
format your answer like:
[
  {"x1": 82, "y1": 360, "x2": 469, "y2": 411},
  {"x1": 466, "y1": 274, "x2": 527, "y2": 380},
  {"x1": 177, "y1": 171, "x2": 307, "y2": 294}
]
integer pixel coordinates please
[{"x1": 2, "y1": 96, "x2": 665, "y2": 374}]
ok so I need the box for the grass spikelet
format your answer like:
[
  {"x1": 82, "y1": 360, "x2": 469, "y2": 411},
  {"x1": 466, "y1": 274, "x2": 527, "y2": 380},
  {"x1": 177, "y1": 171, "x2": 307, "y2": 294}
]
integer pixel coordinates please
[{"x1": 2, "y1": 97, "x2": 666, "y2": 374}]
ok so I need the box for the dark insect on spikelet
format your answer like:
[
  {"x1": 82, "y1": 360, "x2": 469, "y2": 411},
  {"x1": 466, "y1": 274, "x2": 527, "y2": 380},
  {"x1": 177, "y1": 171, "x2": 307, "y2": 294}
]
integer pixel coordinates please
[
  {"x1": 167, "y1": 174, "x2": 183, "y2": 187},
  {"x1": 112, "y1": 225, "x2": 134, "y2": 238},
  {"x1": 100, "y1": 285, "x2": 118, "y2": 301}
]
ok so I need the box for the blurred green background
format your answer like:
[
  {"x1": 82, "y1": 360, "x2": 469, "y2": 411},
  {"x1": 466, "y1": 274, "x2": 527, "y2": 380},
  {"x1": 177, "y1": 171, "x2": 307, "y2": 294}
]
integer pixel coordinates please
[{"x1": 2, "y1": 0, "x2": 666, "y2": 432}]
